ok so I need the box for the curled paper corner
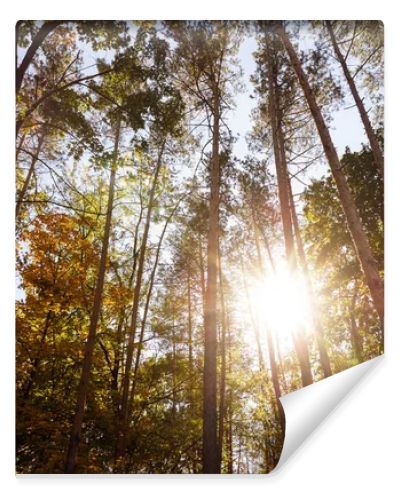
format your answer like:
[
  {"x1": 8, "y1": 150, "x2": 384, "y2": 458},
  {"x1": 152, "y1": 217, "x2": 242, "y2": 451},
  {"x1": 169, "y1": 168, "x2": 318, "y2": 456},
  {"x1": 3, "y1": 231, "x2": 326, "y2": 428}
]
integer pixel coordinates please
[{"x1": 273, "y1": 355, "x2": 383, "y2": 473}]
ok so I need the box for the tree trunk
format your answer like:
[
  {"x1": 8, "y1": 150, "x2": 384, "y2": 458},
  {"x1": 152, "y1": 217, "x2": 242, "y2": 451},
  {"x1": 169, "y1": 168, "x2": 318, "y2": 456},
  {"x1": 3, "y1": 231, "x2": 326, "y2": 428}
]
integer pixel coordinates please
[
  {"x1": 16, "y1": 134, "x2": 45, "y2": 221},
  {"x1": 280, "y1": 27, "x2": 384, "y2": 325},
  {"x1": 283, "y1": 148, "x2": 332, "y2": 378},
  {"x1": 16, "y1": 21, "x2": 62, "y2": 94},
  {"x1": 226, "y1": 298, "x2": 234, "y2": 474},
  {"x1": 217, "y1": 248, "x2": 227, "y2": 468},
  {"x1": 275, "y1": 337, "x2": 288, "y2": 392},
  {"x1": 187, "y1": 271, "x2": 194, "y2": 398},
  {"x1": 326, "y1": 21, "x2": 384, "y2": 176},
  {"x1": 266, "y1": 40, "x2": 296, "y2": 270},
  {"x1": 121, "y1": 206, "x2": 177, "y2": 464},
  {"x1": 65, "y1": 119, "x2": 121, "y2": 473},
  {"x1": 266, "y1": 35, "x2": 313, "y2": 387},
  {"x1": 16, "y1": 132, "x2": 27, "y2": 162},
  {"x1": 350, "y1": 281, "x2": 364, "y2": 363},
  {"x1": 241, "y1": 257, "x2": 265, "y2": 371},
  {"x1": 114, "y1": 143, "x2": 165, "y2": 466},
  {"x1": 172, "y1": 305, "x2": 177, "y2": 417},
  {"x1": 202, "y1": 88, "x2": 221, "y2": 474},
  {"x1": 198, "y1": 236, "x2": 207, "y2": 317},
  {"x1": 266, "y1": 329, "x2": 285, "y2": 423}
]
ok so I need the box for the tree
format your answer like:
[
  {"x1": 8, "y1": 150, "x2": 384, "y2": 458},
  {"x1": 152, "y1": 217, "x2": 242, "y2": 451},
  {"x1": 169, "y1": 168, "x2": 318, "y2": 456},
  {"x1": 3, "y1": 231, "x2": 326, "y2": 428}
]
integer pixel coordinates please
[
  {"x1": 16, "y1": 21, "x2": 62, "y2": 94},
  {"x1": 325, "y1": 21, "x2": 384, "y2": 176},
  {"x1": 169, "y1": 20, "x2": 241, "y2": 473},
  {"x1": 278, "y1": 22, "x2": 384, "y2": 325},
  {"x1": 65, "y1": 119, "x2": 121, "y2": 473}
]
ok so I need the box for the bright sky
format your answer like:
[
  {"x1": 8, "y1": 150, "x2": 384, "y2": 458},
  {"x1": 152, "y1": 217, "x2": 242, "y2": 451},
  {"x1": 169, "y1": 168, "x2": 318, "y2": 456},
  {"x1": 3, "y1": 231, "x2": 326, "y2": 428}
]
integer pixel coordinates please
[{"x1": 228, "y1": 33, "x2": 368, "y2": 190}]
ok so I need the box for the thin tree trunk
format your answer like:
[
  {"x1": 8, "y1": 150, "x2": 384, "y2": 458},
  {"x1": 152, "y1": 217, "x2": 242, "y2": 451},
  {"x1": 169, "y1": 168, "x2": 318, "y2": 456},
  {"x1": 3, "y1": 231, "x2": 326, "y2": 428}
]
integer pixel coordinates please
[
  {"x1": 266, "y1": 35, "x2": 313, "y2": 387},
  {"x1": 280, "y1": 26, "x2": 384, "y2": 325},
  {"x1": 217, "y1": 248, "x2": 227, "y2": 468},
  {"x1": 16, "y1": 134, "x2": 45, "y2": 220},
  {"x1": 226, "y1": 406, "x2": 233, "y2": 473},
  {"x1": 283, "y1": 149, "x2": 332, "y2": 378},
  {"x1": 16, "y1": 21, "x2": 62, "y2": 94},
  {"x1": 115, "y1": 143, "x2": 165, "y2": 465},
  {"x1": 241, "y1": 257, "x2": 265, "y2": 371},
  {"x1": 198, "y1": 236, "x2": 207, "y2": 316},
  {"x1": 110, "y1": 311, "x2": 125, "y2": 414},
  {"x1": 226, "y1": 300, "x2": 234, "y2": 474},
  {"x1": 275, "y1": 336, "x2": 288, "y2": 392},
  {"x1": 16, "y1": 132, "x2": 27, "y2": 162},
  {"x1": 172, "y1": 305, "x2": 177, "y2": 416},
  {"x1": 202, "y1": 87, "x2": 221, "y2": 474},
  {"x1": 187, "y1": 270, "x2": 194, "y2": 397},
  {"x1": 266, "y1": 329, "x2": 286, "y2": 438},
  {"x1": 123, "y1": 186, "x2": 192, "y2": 453},
  {"x1": 252, "y1": 219, "x2": 285, "y2": 427},
  {"x1": 266, "y1": 39, "x2": 296, "y2": 270},
  {"x1": 258, "y1": 224, "x2": 276, "y2": 272},
  {"x1": 326, "y1": 21, "x2": 384, "y2": 176},
  {"x1": 65, "y1": 119, "x2": 121, "y2": 473},
  {"x1": 350, "y1": 281, "x2": 364, "y2": 363}
]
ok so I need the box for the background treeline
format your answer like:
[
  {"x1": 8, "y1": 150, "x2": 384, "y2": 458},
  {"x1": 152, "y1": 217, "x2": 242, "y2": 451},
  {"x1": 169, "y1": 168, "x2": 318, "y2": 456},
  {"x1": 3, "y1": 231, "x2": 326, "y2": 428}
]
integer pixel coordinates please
[{"x1": 15, "y1": 20, "x2": 383, "y2": 474}]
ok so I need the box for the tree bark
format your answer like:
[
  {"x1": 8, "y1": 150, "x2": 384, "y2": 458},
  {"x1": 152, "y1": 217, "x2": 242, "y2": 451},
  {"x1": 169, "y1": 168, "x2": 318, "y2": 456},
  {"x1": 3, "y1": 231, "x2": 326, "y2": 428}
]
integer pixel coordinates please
[
  {"x1": 64, "y1": 119, "x2": 121, "y2": 473},
  {"x1": 326, "y1": 21, "x2": 384, "y2": 177},
  {"x1": 202, "y1": 87, "x2": 221, "y2": 474},
  {"x1": 280, "y1": 27, "x2": 384, "y2": 325}
]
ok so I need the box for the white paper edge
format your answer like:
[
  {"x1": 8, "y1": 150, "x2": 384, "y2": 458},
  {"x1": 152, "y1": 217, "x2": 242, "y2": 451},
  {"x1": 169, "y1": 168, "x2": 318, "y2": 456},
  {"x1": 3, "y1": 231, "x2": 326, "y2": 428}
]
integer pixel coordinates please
[{"x1": 274, "y1": 355, "x2": 383, "y2": 472}]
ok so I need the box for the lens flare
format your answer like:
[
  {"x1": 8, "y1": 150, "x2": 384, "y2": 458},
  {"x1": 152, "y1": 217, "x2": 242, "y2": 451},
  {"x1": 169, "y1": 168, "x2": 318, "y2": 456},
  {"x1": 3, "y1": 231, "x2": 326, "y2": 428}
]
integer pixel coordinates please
[{"x1": 250, "y1": 264, "x2": 312, "y2": 340}]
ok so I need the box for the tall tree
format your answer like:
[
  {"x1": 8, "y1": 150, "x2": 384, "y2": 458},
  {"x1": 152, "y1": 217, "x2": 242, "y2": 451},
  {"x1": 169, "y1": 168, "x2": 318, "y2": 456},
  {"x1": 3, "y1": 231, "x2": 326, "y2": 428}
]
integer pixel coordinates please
[
  {"x1": 65, "y1": 119, "x2": 121, "y2": 473},
  {"x1": 278, "y1": 23, "x2": 384, "y2": 325},
  {"x1": 265, "y1": 34, "x2": 313, "y2": 387},
  {"x1": 325, "y1": 21, "x2": 384, "y2": 176},
  {"x1": 169, "y1": 21, "x2": 241, "y2": 473}
]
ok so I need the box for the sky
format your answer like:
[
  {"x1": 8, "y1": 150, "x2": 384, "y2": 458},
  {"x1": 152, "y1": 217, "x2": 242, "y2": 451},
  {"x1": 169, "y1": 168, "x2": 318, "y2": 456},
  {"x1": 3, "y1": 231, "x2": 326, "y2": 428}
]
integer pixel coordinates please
[{"x1": 227, "y1": 32, "x2": 368, "y2": 194}]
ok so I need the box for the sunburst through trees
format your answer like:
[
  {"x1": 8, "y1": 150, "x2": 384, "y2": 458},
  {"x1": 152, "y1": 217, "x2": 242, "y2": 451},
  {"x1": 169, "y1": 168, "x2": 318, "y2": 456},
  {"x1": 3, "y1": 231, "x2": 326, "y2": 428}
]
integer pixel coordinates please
[{"x1": 16, "y1": 20, "x2": 383, "y2": 474}]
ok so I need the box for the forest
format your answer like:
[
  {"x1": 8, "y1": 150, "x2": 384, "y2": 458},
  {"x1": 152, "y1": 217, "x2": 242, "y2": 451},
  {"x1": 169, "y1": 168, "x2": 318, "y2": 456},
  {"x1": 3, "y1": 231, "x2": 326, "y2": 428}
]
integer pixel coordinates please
[{"x1": 15, "y1": 20, "x2": 384, "y2": 474}]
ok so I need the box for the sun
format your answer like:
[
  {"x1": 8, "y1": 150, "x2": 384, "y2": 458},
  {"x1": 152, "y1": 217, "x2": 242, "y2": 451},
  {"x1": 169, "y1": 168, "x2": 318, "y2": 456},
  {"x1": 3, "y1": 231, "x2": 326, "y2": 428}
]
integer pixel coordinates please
[{"x1": 249, "y1": 263, "x2": 313, "y2": 341}]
